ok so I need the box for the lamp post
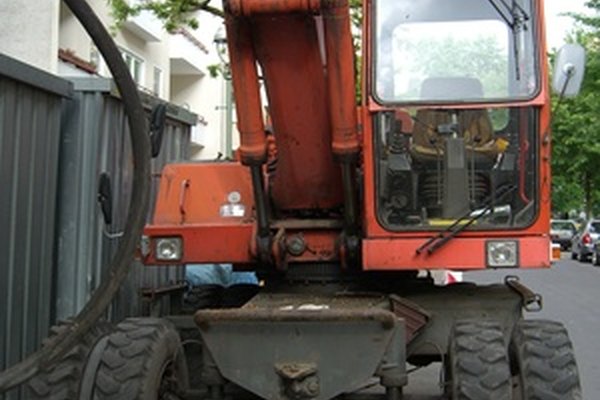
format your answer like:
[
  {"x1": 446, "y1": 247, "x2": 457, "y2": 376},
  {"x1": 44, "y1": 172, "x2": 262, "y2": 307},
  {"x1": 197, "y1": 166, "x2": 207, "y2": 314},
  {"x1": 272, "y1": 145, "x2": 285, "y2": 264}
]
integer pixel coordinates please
[{"x1": 214, "y1": 26, "x2": 233, "y2": 159}]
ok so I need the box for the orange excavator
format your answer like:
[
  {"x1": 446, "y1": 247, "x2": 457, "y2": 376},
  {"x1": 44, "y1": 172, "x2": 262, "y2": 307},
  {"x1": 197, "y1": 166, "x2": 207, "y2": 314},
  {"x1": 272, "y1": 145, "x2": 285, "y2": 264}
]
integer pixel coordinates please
[{"x1": 30, "y1": 0, "x2": 586, "y2": 399}]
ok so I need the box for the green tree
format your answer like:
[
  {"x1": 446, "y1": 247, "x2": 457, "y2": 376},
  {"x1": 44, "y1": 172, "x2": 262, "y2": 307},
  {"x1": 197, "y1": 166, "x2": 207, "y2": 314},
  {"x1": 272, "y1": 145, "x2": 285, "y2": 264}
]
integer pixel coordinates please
[
  {"x1": 551, "y1": 7, "x2": 600, "y2": 218},
  {"x1": 109, "y1": 0, "x2": 364, "y2": 86},
  {"x1": 109, "y1": 0, "x2": 223, "y2": 31}
]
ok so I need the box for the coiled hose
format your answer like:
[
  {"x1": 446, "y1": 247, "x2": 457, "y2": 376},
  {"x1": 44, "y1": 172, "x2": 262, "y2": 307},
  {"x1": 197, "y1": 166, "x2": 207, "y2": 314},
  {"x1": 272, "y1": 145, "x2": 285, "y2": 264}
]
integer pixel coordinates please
[{"x1": 0, "y1": 0, "x2": 150, "y2": 391}]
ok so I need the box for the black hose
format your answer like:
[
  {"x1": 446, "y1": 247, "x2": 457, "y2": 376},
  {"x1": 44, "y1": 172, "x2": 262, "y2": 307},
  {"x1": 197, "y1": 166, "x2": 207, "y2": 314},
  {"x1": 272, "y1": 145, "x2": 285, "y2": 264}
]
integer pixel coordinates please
[{"x1": 0, "y1": 0, "x2": 150, "y2": 391}]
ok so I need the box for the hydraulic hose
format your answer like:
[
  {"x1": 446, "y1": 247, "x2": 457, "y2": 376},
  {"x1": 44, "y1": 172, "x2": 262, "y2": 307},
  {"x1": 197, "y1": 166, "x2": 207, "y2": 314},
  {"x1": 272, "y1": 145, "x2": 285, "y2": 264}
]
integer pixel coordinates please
[{"x1": 0, "y1": 0, "x2": 150, "y2": 391}]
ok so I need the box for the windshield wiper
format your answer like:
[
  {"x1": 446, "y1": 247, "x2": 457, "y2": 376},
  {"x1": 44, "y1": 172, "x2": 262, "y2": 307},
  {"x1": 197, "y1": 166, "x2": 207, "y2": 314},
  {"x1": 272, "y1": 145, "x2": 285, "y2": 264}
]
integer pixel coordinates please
[{"x1": 415, "y1": 185, "x2": 517, "y2": 256}]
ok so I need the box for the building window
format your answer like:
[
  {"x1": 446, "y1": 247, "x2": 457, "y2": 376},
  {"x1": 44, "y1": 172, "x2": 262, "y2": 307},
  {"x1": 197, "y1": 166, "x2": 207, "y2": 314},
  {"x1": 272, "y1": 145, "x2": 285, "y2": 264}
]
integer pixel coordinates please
[
  {"x1": 121, "y1": 48, "x2": 144, "y2": 84},
  {"x1": 153, "y1": 66, "x2": 163, "y2": 97}
]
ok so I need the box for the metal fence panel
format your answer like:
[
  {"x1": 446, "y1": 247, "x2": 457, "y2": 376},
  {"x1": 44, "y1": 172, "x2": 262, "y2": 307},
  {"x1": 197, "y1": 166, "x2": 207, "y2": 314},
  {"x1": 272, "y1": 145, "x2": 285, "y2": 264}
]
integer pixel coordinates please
[
  {"x1": 55, "y1": 77, "x2": 193, "y2": 323},
  {"x1": 0, "y1": 54, "x2": 71, "y2": 400}
]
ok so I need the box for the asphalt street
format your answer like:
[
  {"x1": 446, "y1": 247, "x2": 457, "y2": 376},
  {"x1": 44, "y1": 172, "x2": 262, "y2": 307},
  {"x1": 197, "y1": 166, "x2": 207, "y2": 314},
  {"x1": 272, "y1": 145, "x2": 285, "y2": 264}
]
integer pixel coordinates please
[{"x1": 395, "y1": 256, "x2": 600, "y2": 399}]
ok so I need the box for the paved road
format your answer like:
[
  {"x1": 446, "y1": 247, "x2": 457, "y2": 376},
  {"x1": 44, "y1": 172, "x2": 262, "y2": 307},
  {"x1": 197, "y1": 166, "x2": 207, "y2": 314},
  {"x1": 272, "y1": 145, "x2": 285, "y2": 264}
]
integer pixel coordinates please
[{"x1": 398, "y1": 256, "x2": 600, "y2": 399}]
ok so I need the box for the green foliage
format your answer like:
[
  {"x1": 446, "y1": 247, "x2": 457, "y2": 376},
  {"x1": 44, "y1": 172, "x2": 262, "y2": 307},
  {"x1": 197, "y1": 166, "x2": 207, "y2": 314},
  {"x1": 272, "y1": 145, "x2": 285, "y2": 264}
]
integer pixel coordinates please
[
  {"x1": 551, "y1": 5, "x2": 600, "y2": 217},
  {"x1": 107, "y1": 0, "x2": 222, "y2": 32},
  {"x1": 395, "y1": 35, "x2": 508, "y2": 99},
  {"x1": 349, "y1": 0, "x2": 363, "y2": 102}
]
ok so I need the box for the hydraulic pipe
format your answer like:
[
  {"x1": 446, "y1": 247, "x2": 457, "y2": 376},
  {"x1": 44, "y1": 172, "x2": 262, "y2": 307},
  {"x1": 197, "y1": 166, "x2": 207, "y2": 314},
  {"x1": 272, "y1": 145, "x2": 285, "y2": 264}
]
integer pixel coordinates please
[
  {"x1": 224, "y1": 14, "x2": 266, "y2": 165},
  {"x1": 224, "y1": 0, "x2": 359, "y2": 159},
  {"x1": 224, "y1": 11, "x2": 271, "y2": 260},
  {"x1": 322, "y1": 0, "x2": 360, "y2": 261},
  {"x1": 323, "y1": 1, "x2": 360, "y2": 157}
]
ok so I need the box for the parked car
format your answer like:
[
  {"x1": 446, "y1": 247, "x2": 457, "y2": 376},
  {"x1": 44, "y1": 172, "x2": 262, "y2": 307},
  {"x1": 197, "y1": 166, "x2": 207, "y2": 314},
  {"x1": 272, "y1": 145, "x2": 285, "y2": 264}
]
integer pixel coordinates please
[
  {"x1": 550, "y1": 219, "x2": 577, "y2": 251},
  {"x1": 571, "y1": 219, "x2": 600, "y2": 262}
]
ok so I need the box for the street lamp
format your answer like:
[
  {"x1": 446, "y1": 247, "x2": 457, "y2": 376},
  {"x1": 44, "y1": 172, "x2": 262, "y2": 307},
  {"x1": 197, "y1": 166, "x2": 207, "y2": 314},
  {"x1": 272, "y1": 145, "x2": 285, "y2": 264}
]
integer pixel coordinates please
[{"x1": 214, "y1": 25, "x2": 233, "y2": 159}]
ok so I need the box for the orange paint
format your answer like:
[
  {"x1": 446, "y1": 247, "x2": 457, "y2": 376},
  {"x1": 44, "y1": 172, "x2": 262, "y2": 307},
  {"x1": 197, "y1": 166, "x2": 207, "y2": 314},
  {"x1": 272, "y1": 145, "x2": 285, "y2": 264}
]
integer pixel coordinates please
[{"x1": 145, "y1": 0, "x2": 554, "y2": 273}]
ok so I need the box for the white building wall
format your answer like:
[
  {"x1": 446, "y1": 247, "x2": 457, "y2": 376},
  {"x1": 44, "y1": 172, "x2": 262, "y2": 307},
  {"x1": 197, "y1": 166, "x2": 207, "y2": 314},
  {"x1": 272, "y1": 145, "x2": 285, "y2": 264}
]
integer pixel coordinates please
[
  {"x1": 58, "y1": 0, "x2": 171, "y2": 98},
  {"x1": 169, "y1": 12, "x2": 237, "y2": 160},
  {"x1": 1, "y1": 0, "x2": 233, "y2": 161},
  {"x1": 0, "y1": 0, "x2": 60, "y2": 72}
]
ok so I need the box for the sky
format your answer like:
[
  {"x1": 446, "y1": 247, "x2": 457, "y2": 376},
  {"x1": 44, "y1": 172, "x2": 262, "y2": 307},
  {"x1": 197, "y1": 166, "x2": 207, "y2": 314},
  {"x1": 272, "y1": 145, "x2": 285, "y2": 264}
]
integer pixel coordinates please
[{"x1": 544, "y1": 0, "x2": 588, "y2": 50}]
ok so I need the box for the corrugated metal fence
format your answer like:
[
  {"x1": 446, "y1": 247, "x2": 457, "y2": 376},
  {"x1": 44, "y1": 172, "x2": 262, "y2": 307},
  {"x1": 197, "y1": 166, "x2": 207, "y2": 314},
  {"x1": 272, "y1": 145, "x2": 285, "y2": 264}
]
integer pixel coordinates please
[
  {"x1": 0, "y1": 54, "x2": 71, "y2": 400},
  {"x1": 0, "y1": 56, "x2": 193, "y2": 399},
  {"x1": 55, "y1": 77, "x2": 191, "y2": 322}
]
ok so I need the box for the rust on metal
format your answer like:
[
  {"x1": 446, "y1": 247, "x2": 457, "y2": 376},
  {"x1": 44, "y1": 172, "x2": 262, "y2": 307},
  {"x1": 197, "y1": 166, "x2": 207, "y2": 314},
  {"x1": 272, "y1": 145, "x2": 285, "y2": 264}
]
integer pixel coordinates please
[
  {"x1": 223, "y1": 0, "x2": 358, "y2": 209},
  {"x1": 141, "y1": 283, "x2": 187, "y2": 299},
  {"x1": 271, "y1": 219, "x2": 344, "y2": 230},
  {"x1": 254, "y1": 13, "x2": 343, "y2": 210},
  {"x1": 178, "y1": 179, "x2": 190, "y2": 224},
  {"x1": 389, "y1": 294, "x2": 430, "y2": 342},
  {"x1": 275, "y1": 363, "x2": 317, "y2": 380},
  {"x1": 195, "y1": 308, "x2": 397, "y2": 330},
  {"x1": 505, "y1": 275, "x2": 543, "y2": 312}
]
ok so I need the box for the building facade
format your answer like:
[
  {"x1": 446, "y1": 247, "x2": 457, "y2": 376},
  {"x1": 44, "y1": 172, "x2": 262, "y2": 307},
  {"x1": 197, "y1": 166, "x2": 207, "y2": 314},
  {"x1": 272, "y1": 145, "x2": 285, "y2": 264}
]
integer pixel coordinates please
[{"x1": 0, "y1": 0, "x2": 236, "y2": 160}]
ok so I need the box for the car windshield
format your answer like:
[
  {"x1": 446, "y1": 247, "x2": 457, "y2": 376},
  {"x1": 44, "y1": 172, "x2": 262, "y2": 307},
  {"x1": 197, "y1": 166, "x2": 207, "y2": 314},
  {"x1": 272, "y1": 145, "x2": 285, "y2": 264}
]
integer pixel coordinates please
[
  {"x1": 590, "y1": 222, "x2": 600, "y2": 233},
  {"x1": 373, "y1": 0, "x2": 538, "y2": 104},
  {"x1": 551, "y1": 221, "x2": 575, "y2": 231}
]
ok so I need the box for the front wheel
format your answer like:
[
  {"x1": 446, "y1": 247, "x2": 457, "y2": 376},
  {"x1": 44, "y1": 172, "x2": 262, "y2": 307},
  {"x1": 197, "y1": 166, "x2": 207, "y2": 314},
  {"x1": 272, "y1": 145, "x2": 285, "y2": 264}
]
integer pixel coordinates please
[
  {"x1": 28, "y1": 320, "x2": 113, "y2": 400},
  {"x1": 510, "y1": 320, "x2": 582, "y2": 400},
  {"x1": 92, "y1": 318, "x2": 189, "y2": 400},
  {"x1": 446, "y1": 320, "x2": 511, "y2": 400}
]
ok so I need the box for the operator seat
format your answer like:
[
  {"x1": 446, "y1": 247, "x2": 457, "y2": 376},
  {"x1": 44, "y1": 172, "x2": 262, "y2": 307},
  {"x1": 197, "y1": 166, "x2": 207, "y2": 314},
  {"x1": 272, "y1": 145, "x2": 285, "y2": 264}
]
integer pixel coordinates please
[{"x1": 410, "y1": 77, "x2": 500, "y2": 161}]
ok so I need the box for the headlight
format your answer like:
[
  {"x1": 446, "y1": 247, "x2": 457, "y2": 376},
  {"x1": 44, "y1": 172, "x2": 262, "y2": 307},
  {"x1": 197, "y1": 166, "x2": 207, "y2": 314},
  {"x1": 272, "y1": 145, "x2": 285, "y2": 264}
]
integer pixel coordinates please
[
  {"x1": 486, "y1": 240, "x2": 519, "y2": 268},
  {"x1": 155, "y1": 237, "x2": 183, "y2": 261}
]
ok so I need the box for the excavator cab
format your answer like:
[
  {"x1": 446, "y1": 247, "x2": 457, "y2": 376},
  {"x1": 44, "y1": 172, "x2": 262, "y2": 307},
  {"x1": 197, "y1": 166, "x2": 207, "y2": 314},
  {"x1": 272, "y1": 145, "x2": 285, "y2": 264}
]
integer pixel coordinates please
[
  {"x1": 361, "y1": 0, "x2": 551, "y2": 269},
  {"x1": 372, "y1": 0, "x2": 539, "y2": 228}
]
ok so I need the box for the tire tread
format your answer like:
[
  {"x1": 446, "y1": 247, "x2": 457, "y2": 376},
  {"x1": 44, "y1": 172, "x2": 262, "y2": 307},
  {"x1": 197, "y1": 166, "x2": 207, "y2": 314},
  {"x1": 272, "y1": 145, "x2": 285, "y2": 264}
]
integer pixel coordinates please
[
  {"x1": 92, "y1": 318, "x2": 183, "y2": 400},
  {"x1": 27, "y1": 320, "x2": 112, "y2": 400},
  {"x1": 449, "y1": 320, "x2": 511, "y2": 400},
  {"x1": 511, "y1": 319, "x2": 582, "y2": 400}
]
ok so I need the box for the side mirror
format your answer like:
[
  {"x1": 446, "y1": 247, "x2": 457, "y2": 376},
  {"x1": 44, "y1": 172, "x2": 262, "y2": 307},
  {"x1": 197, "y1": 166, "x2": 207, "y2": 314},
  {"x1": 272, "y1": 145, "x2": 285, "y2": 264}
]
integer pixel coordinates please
[
  {"x1": 552, "y1": 44, "x2": 586, "y2": 98},
  {"x1": 98, "y1": 172, "x2": 113, "y2": 225},
  {"x1": 149, "y1": 103, "x2": 167, "y2": 158}
]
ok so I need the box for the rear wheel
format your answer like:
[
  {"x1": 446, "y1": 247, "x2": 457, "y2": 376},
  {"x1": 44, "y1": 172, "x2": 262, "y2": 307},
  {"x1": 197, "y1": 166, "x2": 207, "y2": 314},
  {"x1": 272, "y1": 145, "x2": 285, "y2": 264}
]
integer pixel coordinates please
[
  {"x1": 92, "y1": 318, "x2": 189, "y2": 400},
  {"x1": 510, "y1": 320, "x2": 581, "y2": 400},
  {"x1": 446, "y1": 320, "x2": 511, "y2": 400}
]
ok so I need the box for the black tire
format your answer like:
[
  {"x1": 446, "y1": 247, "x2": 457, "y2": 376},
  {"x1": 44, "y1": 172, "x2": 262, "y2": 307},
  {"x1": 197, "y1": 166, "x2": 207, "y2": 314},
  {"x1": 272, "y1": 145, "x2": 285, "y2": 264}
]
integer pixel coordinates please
[
  {"x1": 92, "y1": 318, "x2": 189, "y2": 400},
  {"x1": 510, "y1": 320, "x2": 582, "y2": 400},
  {"x1": 571, "y1": 250, "x2": 577, "y2": 260},
  {"x1": 592, "y1": 252, "x2": 600, "y2": 266},
  {"x1": 446, "y1": 320, "x2": 511, "y2": 400},
  {"x1": 27, "y1": 320, "x2": 113, "y2": 400}
]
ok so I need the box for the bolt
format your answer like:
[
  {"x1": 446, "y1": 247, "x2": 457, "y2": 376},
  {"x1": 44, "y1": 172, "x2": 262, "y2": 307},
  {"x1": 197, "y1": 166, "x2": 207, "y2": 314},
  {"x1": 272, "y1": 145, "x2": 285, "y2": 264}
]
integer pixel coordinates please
[
  {"x1": 287, "y1": 235, "x2": 306, "y2": 256},
  {"x1": 307, "y1": 380, "x2": 319, "y2": 395}
]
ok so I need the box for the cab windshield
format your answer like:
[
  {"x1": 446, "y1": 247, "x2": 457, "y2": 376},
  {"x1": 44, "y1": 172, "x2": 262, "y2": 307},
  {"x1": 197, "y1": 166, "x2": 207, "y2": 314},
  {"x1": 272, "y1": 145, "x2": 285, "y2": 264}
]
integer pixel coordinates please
[
  {"x1": 374, "y1": 0, "x2": 538, "y2": 103},
  {"x1": 374, "y1": 106, "x2": 538, "y2": 231}
]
